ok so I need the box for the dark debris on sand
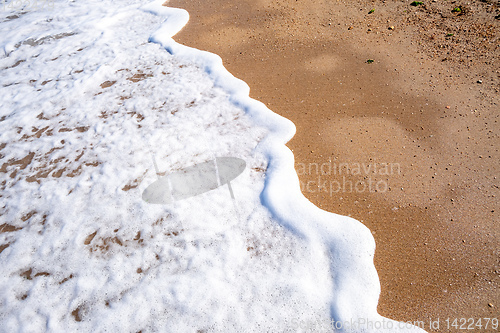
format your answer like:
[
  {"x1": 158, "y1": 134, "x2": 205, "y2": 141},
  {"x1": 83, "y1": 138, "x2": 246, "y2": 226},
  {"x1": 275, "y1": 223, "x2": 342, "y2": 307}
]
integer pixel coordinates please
[{"x1": 353, "y1": 0, "x2": 500, "y2": 93}]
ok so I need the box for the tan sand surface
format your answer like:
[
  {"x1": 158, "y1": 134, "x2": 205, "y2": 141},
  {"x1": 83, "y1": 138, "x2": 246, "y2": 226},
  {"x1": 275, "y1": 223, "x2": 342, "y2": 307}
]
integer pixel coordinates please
[{"x1": 166, "y1": 0, "x2": 499, "y2": 330}]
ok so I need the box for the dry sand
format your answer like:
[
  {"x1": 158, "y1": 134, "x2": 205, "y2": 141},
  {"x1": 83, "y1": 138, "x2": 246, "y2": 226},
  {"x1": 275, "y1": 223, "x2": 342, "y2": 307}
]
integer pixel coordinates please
[{"x1": 166, "y1": 0, "x2": 499, "y2": 330}]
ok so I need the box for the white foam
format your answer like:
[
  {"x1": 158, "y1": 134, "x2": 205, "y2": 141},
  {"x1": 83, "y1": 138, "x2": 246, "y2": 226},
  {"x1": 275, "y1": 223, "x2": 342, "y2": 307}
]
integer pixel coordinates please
[{"x1": 0, "y1": 0, "x2": 426, "y2": 332}]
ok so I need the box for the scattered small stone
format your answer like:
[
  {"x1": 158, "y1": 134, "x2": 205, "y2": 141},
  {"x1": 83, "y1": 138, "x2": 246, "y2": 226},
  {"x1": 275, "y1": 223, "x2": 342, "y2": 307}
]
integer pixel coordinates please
[
  {"x1": 445, "y1": 105, "x2": 451, "y2": 109},
  {"x1": 477, "y1": 80, "x2": 482, "y2": 84},
  {"x1": 488, "y1": 303, "x2": 494, "y2": 308},
  {"x1": 348, "y1": 26, "x2": 354, "y2": 30},
  {"x1": 389, "y1": 26, "x2": 395, "y2": 30}
]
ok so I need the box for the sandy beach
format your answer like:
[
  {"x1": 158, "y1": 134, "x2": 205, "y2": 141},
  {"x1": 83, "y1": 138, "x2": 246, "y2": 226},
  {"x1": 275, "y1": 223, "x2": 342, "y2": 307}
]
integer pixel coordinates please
[{"x1": 167, "y1": 0, "x2": 499, "y2": 329}]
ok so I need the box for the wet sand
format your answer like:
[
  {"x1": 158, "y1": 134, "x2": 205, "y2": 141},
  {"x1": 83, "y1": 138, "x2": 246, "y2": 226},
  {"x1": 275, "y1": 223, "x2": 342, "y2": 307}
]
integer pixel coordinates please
[{"x1": 166, "y1": 0, "x2": 499, "y2": 330}]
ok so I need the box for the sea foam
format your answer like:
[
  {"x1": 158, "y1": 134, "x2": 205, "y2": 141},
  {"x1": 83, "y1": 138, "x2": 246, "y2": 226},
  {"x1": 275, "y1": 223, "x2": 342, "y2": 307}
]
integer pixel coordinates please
[{"x1": 0, "y1": 0, "x2": 426, "y2": 331}]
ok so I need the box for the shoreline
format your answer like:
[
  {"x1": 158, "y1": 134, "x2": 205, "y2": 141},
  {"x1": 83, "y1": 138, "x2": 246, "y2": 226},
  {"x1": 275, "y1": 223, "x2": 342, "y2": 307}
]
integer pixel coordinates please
[{"x1": 166, "y1": 0, "x2": 499, "y2": 329}]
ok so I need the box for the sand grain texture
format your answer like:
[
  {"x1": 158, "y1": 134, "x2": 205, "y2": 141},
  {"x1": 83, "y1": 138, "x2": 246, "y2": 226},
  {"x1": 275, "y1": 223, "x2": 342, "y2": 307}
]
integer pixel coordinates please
[{"x1": 167, "y1": 0, "x2": 499, "y2": 330}]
